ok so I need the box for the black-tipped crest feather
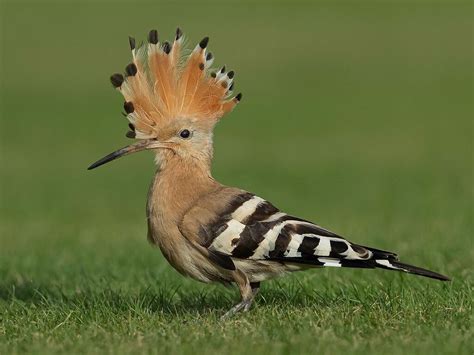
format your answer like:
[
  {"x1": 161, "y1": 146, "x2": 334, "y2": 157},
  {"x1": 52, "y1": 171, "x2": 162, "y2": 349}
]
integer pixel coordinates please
[
  {"x1": 125, "y1": 63, "x2": 137, "y2": 76},
  {"x1": 175, "y1": 27, "x2": 183, "y2": 40},
  {"x1": 199, "y1": 36, "x2": 209, "y2": 49},
  {"x1": 110, "y1": 73, "x2": 124, "y2": 88},
  {"x1": 148, "y1": 29, "x2": 158, "y2": 44},
  {"x1": 128, "y1": 36, "x2": 136, "y2": 50}
]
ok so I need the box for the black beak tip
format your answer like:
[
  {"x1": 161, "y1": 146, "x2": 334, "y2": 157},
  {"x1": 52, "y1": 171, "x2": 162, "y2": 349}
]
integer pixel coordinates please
[
  {"x1": 87, "y1": 160, "x2": 104, "y2": 170},
  {"x1": 87, "y1": 141, "x2": 151, "y2": 172},
  {"x1": 87, "y1": 150, "x2": 121, "y2": 171}
]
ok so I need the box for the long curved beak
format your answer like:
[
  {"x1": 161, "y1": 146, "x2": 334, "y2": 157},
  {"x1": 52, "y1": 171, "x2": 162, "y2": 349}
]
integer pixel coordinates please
[{"x1": 88, "y1": 140, "x2": 158, "y2": 170}]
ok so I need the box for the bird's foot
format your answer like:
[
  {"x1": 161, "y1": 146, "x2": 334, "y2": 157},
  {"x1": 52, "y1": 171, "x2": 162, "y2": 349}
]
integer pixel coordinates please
[{"x1": 221, "y1": 299, "x2": 253, "y2": 320}]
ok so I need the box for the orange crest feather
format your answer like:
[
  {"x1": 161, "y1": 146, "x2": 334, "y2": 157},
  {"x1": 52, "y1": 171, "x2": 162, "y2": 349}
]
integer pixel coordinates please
[{"x1": 110, "y1": 28, "x2": 242, "y2": 139}]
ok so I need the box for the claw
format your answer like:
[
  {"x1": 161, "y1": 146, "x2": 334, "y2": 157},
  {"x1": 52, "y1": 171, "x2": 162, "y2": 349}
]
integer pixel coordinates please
[
  {"x1": 221, "y1": 300, "x2": 252, "y2": 320},
  {"x1": 221, "y1": 281, "x2": 260, "y2": 319}
]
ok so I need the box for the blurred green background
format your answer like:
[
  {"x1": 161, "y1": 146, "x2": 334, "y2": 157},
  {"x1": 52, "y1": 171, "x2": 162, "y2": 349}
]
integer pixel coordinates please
[{"x1": 1, "y1": 1, "x2": 472, "y2": 354}]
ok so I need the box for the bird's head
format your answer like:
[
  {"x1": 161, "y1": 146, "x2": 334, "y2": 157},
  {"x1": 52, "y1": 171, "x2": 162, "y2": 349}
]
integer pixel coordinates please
[{"x1": 88, "y1": 28, "x2": 241, "y2": 171}]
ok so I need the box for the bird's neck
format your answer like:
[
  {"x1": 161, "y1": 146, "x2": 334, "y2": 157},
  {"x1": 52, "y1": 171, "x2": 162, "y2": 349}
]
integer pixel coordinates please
[{"x1": 147, "y1": 155, "x2": 220, "y2": 224}]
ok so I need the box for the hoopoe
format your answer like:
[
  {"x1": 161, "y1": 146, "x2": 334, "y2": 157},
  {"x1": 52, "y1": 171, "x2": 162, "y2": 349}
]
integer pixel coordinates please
[{"x1": 89, "y1": 28, "x2": 450, "y2": 317}]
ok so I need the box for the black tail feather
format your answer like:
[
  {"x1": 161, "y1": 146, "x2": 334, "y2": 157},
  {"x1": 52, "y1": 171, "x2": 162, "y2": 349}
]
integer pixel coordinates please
[
  {"x1": 385, "y1": 260, "x2": 451, "y2": 281},
  {"x1": 356, "y1": 244, "x2": 450, "y2": 281}
]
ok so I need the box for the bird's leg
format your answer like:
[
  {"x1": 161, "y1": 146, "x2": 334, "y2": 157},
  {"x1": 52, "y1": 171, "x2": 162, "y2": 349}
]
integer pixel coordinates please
[
  {"x1": 222, "y1": 271, "x2": 259, "y2": 319},
  {"x1": 243, "y1": 282, "x2": 260, "y2": 312}
]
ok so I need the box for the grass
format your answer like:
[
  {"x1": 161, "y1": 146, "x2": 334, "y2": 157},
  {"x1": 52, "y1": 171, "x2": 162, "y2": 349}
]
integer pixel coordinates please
[{"x1": 1, "y1": 1, "x2": 472, "y2": 354}]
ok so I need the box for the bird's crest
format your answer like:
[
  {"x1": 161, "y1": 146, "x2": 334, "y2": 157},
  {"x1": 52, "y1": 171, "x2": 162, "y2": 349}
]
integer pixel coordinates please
[{"x1": 110, "y1": 28, "x2": 242, "y2": 139}]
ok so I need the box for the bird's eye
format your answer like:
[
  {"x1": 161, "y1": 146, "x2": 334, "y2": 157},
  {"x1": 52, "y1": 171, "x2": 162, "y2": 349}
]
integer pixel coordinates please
[{"x1": 179, "y1": 129, "x2": 191, "y2": 139}]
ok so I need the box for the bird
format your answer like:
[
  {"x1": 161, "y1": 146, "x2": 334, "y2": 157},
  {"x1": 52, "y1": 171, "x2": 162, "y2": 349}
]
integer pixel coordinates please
[{"x1": 88, "y1": 28, "x2": 450, "y2": 318}]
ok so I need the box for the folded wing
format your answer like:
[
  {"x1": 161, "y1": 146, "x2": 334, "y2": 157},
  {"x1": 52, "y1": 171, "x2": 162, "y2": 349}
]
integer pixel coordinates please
[{"x1": 179, "y1": 190, "x2": 449, "y2": 281}]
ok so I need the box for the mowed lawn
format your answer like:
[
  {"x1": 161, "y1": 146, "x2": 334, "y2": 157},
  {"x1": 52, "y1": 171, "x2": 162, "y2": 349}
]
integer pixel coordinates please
[{"x1": 0, "y1": 1, "x2": 472, "y2": 354}]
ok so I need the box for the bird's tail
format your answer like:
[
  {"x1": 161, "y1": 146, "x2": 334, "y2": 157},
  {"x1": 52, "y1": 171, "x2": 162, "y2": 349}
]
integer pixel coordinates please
[
  {"x1": 371, "y1": 258, "x2": 451, "y2": 281},
  {"x1": 357, "y1": 245, "x2": 451, "y2": 281}
]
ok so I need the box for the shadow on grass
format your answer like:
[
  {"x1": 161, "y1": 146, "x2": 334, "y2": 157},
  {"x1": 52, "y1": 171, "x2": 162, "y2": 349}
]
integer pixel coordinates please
[
  {"x1": 0, "y1": 278, "x2": 226, "y2": 315},
  {"x1": 0, "y1": 275, "x2": 456, "y2": 318}
]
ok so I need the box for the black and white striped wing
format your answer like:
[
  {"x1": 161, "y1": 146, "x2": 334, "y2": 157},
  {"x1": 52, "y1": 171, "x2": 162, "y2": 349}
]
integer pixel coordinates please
[
  {"x1": 203, "y1": 192, "x2": 394, "y2": 268},
  {"x1": 180, "y1": 191, "x2": 449, "y2": 280}
]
